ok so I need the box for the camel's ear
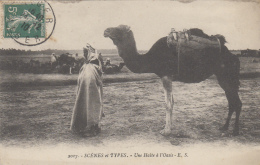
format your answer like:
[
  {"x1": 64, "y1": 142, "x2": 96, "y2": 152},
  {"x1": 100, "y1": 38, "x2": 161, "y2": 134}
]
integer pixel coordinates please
[
  {"x1": 118, "y1": 25, "x2": 131, "y2": 32},
  {"x1": 125, "y1": 26, "x2": 131, "y2": 32}
]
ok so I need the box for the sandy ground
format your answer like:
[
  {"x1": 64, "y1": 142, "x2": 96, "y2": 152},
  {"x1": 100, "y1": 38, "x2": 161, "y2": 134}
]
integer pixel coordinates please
[
  {"x1": 0, "y1": 76, "x2": 260, "y2": 164},
  {"x1": 0, "y1": 57, "x2": 260, "y2": 164}
]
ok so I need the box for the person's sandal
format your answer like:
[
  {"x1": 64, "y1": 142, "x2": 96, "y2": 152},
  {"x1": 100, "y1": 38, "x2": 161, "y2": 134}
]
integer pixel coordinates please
[
  {"x1": 84, "y1": 124, "x2": 101, "y2": 137},
  {"x1": 94, "y1": 124, "x2": 101, "y2": 134}
]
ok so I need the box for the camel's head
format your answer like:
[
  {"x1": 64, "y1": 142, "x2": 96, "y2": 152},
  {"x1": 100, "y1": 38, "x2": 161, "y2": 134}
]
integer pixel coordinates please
[{"x1": 104, "y1": 25, "x2": 132, "y2": 46}]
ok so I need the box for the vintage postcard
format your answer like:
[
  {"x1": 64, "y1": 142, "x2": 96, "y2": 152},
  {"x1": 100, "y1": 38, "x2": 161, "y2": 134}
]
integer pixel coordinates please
[{"x1": 0, "y1": 0, "x2": 259, "y2": 164}]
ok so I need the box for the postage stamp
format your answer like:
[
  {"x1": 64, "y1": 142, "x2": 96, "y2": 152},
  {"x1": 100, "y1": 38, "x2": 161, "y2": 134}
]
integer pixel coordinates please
[
  {"x1": 4, "y1": 3, "x2": 45, "y2": 38},
  {"x1": 1, "y1": 0, "x2": 55, "y2": 46}
]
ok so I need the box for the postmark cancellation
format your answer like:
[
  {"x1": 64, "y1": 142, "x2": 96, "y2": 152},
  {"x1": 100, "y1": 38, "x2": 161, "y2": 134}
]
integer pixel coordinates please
[{"x1": 1, "y1": 0, "x2": 55, "y2": 46}]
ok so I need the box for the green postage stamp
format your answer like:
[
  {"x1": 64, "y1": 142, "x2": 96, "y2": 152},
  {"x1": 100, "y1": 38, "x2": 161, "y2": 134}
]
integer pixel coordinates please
[
  {"x1": 2, "y1": 1, "x2": 55, "y2": 46},
  {"x1": 4, "y1": 3, "x2": 45, "y2": 38}
]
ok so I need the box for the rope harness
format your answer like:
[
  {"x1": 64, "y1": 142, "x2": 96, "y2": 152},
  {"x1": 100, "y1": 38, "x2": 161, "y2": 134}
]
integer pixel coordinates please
[{"x1": 167, "y1": 28, "x2": 222, "y2": 78}]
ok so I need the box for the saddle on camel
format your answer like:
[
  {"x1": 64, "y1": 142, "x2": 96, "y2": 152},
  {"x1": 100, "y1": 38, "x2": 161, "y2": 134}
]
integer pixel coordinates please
[{"x1": 167, "y1": 28, "x2": 226, "y2": 83}]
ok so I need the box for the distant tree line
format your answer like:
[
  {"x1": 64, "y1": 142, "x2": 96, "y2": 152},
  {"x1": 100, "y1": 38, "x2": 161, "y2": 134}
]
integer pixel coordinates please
[
  {"x1": 239, "y1": 49, "x2": 260, "y2": 57},
  {"x1": 1, "y1": 48, "x2": 259, "y2": 57},
  {"x1": 0, "y1": 48, "x2": 148, "y2": 56},
  {"x1": 0, "y1": 48, "x2": 81, "y2": 56}
]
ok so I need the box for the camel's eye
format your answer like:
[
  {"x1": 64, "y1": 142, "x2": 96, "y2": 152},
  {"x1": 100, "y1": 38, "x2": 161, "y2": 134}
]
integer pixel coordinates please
[{"x1": 114, "y1": 30, "x2": 123, "y2": 41}]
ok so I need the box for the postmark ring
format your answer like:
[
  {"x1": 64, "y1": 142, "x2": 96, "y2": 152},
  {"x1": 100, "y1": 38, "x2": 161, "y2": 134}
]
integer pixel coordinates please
[{"x1": 4, "y1": 0, "x2": 56, "y2": 46}]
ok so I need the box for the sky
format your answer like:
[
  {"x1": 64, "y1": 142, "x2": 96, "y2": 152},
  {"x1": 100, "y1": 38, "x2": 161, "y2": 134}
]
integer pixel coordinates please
[{"x1": 0, "y1": 0, "x2": 260, "y2": 51}]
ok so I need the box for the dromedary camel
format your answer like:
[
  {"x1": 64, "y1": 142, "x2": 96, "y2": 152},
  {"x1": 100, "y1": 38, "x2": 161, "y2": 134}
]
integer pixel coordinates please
[{"x1": 104, "y1": 25, "x2": 242, "y2": 136}]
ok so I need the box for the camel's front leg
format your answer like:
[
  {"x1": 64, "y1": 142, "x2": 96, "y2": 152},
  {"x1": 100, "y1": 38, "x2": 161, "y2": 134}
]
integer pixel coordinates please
[{"x1": 160, "y1": 76, "x2": 174, "y2": 136}]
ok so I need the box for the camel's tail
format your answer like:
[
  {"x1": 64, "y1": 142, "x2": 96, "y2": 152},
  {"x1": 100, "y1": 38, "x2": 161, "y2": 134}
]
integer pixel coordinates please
[
  {"x1": 213, "y1": 34, "x2": 227, "y2": 46},
  {"x1": 213, "y1": 34, "x2": 241, "y2": 89},
  {"x1": 222, "y1": 50, "x2": 241, "y2": 90},
  {"x1": 231, "y1": 55, "x2": 241, "y2": 89}
]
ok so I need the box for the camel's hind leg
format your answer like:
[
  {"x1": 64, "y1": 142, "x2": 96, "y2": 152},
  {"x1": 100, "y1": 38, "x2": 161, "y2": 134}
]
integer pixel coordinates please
[
  {"x1": 219, "y1": 90, "x2": 242, "y2": 135},
  {"x1": 215, "y1": 55, "x2": 242, "y2": 136},
  {"x1": 160, "y1": 76, "x2": 174, "y2": 136}
]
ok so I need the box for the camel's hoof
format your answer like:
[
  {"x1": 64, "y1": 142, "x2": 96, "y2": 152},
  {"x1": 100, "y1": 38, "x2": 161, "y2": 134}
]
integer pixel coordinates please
[
  {"x1": 160, "y1": 129, "x2": 171, "y2": 136},
  {"x1": 219, "y1": 125, "x2": 228, "y2": 131},
  {"x1": 232, "y1": 130, "x2": 239, "y2": 136}
]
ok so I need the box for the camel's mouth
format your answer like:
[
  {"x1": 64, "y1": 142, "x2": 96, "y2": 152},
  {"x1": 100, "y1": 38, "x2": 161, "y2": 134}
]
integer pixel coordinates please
[
  {"x1": 103, "y1": 31, "x2": 110, "y2": 38},
  {"x1": 104, "y1": 28, "x2": 113, "y2": 38},
  {"x1": 104, "y1": 28, "x2": 119, "y2": 45}
]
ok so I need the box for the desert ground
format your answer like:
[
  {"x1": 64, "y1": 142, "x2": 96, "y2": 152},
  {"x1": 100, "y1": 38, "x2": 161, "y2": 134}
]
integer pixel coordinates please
[{"x1": 0, "y1": 56, "x2": 260, "y2": 164}]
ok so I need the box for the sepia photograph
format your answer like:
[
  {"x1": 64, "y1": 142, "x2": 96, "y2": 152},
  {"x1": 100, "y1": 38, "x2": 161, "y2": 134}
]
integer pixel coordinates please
[{"x1": 0, "y1": 0, "x2": 259, "y2": 164}]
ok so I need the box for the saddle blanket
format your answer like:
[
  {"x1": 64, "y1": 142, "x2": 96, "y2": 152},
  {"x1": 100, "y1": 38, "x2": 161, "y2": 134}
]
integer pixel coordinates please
[{"x1": 167, "y1": 29, "x2": 221, "y2": 83}]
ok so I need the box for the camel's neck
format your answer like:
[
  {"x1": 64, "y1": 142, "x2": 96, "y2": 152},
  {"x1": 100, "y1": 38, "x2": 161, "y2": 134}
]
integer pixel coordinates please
[
  {"x1": 117, "y1": 32, "x2": 139, "y2": 60},
  {"x1": 116, "y1": 32, "x2": 151, "y2": 73}
]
